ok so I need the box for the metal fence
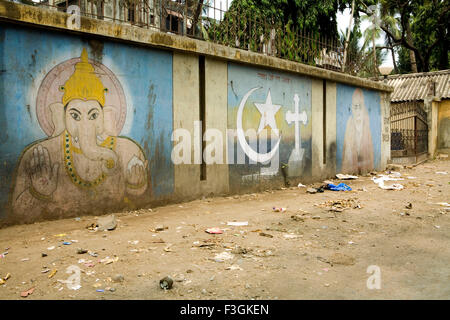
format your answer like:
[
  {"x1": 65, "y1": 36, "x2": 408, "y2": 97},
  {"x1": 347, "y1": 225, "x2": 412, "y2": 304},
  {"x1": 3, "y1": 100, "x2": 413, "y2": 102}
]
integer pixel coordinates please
[
  {"x1": 390, "y1": 101, "x2": 428, "y2": 156},
  {"x1": 9, "y1": 0, "x2": 356, "y2": 74}
]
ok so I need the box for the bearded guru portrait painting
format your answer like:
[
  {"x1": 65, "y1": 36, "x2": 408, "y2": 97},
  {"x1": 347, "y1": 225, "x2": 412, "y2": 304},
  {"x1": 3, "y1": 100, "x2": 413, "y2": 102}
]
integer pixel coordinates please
[
  {"x1": 0, "y1": 26, "x2": 174, "y2": 222},
  {"x1": 336, "y1": 84, "x2": 382, "y2": 175}
]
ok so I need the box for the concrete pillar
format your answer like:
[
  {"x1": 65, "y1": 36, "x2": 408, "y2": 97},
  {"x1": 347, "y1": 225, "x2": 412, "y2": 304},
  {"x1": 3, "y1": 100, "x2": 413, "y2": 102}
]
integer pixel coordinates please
[
  {"x1": 380, "y1": 91, "x2": 391, "y2": 169},
  {"x1": 173, "y1": 52, "x2": 201, "y2": 199},
  {"x1": 311, "y1": 78, "x2": 324, "y2": 179},
  {"x1": 325, "y1": 80, "x2": 337, "y2": 176},
  {"x1": 172, "y1": 53, "x2": 229, "y2": 199}
]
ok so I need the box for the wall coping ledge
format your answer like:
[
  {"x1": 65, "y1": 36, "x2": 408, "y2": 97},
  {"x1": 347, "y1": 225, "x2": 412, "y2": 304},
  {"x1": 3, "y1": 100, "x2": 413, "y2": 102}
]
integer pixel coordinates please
[{"x1": 0, "y1": 0, "x2": 393, "y2": 93}]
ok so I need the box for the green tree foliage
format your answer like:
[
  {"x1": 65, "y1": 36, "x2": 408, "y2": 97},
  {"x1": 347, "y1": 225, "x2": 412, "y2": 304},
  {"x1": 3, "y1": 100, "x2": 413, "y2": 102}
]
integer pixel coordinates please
[{"x1": 376, "y1": 0, "x2": 449, "y2": 72}]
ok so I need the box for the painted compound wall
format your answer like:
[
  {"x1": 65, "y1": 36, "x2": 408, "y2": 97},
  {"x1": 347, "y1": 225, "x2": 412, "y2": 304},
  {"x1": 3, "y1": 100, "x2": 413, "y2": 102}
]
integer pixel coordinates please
[
  {"x1": 227, "y1": 63, "x2": 312, "y2": 191},
  {"x1": 0, "y1": 25, "x2": 174, "y2": 223},
  {"x1": 437, "y1": 100, "x2": 450, "y2": 150},
  {"x1": 0, "y1": 16, "x2": 390, "y2": 225}
]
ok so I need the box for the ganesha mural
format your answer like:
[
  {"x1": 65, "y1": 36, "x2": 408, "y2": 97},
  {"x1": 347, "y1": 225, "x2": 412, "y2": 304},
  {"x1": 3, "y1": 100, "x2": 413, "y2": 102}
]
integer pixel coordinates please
[{"x1": 11, "y1": 49, "x2": 149, "y2": 221}]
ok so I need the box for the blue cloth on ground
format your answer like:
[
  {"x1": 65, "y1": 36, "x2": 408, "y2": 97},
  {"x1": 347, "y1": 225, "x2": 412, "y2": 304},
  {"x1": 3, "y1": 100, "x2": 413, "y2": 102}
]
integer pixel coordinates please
[{"x1": 327, "y1": 183, "x2": 352, "y2": 191}]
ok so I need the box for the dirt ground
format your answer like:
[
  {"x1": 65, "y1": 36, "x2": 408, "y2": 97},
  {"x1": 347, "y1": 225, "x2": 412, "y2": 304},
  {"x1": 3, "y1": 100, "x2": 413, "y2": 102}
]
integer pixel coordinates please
[{"x1": 0, "y1": 158, "x2": 449, "y2": 300}]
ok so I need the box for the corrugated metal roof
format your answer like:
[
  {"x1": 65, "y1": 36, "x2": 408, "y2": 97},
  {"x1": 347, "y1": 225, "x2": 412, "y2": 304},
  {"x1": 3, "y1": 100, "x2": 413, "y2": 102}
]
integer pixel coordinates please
[{"x1": 386, "y1": 69, "x2": 450, "y2": 102}]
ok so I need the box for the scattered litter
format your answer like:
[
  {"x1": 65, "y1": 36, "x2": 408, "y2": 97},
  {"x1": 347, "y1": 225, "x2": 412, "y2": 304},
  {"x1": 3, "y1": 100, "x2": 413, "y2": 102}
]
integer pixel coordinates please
[
  {"x1": 205, "y1": 227, "x2": 223, "y2": 234},
  {"x1": 128, "y1": 240, "x2": 140, "y2": 245},
  {"x1": 272, "y1": 207, "x2": 287, "y2": 213},
  {"x1": 227, "y1": 221, "x2": 248, "y2": 226},
  {"x1": 41, "y1": 253, "x2": 47, "y2": 257},
  {"x1": 100, "y1": 256, "x2": 119, "y2": 265},
  {"x1": 48, "y1": 269, "x2": 57, "y2": 279},
  {"x1": 297, "y1": 183, "x2": 306, "y2": 188},
  {"x1": 259, "y1": 232, "x2": 273, "y2": 238},
  {"x1": 405, "y1": 203, "x2": 412, "y2": 209},
  {"x1": 154, "y1": 225, "x2": 168, "y2": 232},
  {"x1": 306, "y1": 188, "x2": 317, "y2": 194},
  {"x1": 75, "y1": 217, "x2": 81, "y2": 221},
  {"x1": 63, "y1": 242, "x2": 72, "y2": 245},
  {"x1": 283, "y1": 234, "x2": 298, "y2": 239},
  {"x1": 407, "y1": 176, "x2": 417, "y2": 179},
  {"x1": 21, "y1": 258, "x2": 30, "y2": 262},
  {"x1": 20, "y1": 287, "x2": 35, "y2": 298},
  {"x1": 77, "y1": 248, "x2": 88, "y2": 254},
  {"x1": 159, "y1": 276, "x2": 174, "y2": 290},
  {"x1": 315, "y1": 198, "x2": 361, "y2": 211},
  {"x1": 336, "y1": 173, "x2": 358, "y2": 180},
  {"x1": 225, "y1": 264, "x2": 243, "y2": 271},
  {"x1": 54, "y1": 234, "x2": 66, "y2": 237},
  {"x1": 97, "y1": 214, "x2": 117, "y2": 231},
  {"x1": 88, "y1": 251, "x2": 98, "y2": 257},
  {"x1": 0, "y1": 273, "x2": 11, "y2": 285},
  {"x1": 436, "y1": 171, "x2": 448, "y2": 175},
  {"x1": 96, "y1": 289, "x2": 105, "y2": 293},
  {"x1": 372, "y1": 175, "x2": 404, "y2": 190},
  {"x1": 214, "y1": 251, "x2": 234, "y2": 262},
  {"x1": 327, "y1": 183, "x2": 352, "y2": 191},
  {"x1": 436, "y1": 202, "x2": 450, "y2": 207},
  {"x1": 435, "y1": 225, "x2": 441, "y2": 229},
  {"x1": 41, "y1": 268, "x2": 50, "y2": 274}
]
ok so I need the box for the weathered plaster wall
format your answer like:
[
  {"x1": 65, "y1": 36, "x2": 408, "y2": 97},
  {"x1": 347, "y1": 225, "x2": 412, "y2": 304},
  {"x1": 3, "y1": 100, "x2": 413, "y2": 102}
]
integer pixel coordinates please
[
  {"x1": 437, "y1": 100, "x2": 450, "y2": 150},
  {"x1": 0, "y1": 2, "x2": 392, "y2": 225},
  {"x1": 172, "y1": 53, "x2": 228, "y2": 199}
]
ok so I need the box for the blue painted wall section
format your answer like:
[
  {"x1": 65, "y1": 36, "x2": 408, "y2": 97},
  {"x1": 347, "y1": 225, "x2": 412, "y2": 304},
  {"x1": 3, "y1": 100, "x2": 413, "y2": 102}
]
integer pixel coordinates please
[
  {"x1": 227, "y1": 63, "x2": 312, "y2": 191},
  {"x1": 0, "y1": 25, "x2": 174, "y2": 221},
  {"x1": 336, "y1": 83, "x2": 381, "y2": 174}
]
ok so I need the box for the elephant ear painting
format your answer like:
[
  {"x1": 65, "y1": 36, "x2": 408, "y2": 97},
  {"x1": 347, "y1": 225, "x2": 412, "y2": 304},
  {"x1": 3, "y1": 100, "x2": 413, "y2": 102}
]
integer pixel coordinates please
[{"x1": 11, "y1": 48, "x2": 149, "y2": 222}]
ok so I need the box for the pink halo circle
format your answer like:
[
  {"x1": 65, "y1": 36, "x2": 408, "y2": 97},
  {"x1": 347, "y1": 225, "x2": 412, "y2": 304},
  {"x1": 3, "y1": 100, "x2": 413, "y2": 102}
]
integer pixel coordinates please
[{"x1": 36, "y1": 57, "x2": 127, "y2": 137}]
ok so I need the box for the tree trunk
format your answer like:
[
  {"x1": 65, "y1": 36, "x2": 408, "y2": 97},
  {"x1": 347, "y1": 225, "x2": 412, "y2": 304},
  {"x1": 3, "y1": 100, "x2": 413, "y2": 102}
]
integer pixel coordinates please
[
  {"x1": 405, "y1": 19, "x2": 418, "y2": 72},
  {"x1": 388, "y1": 37, "x2": 398, "y2": 73},
  {"x1": 191, "y1": 0, "x2": 205, "y2": 37},
  {"x1": 372, "y1": 32, "x2": 377, "y2": 76},
  {"x1": 342, "y1": 0, "x2": 355, "y2": 72}
]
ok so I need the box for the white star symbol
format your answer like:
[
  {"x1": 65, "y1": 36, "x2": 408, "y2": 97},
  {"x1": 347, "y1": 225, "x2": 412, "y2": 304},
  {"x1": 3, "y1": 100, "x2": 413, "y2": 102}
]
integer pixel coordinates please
[{"x1": 254, "y1": 90, "x2": 281, "y2": 136}]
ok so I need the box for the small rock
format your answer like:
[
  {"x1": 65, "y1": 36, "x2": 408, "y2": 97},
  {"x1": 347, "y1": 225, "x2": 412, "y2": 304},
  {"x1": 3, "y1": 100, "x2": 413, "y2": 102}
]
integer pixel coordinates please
[
  {"x1": 307, "y1": 188, "x2": 317, "y2": 194},
  {"x1": 259, "y1": 232, "x2": 273, "y2": 238},
  {"x1": 405, "y1": 203, "x2": 412, "y2": 209},
  {"x1": 77, "y1": 248, "x2": 88, "y2": 254},
  {"x1": 160, "y1": 276, "x2": 173, "y2": 290},
  {"x1": 329, "y1": 253, "x2": 355, "y2": 266},
  {"x1": 112, "y1": 274, "x2": 124, "y2": 283},
  {"x1": 291, "y1": 215, "x2": 305, "y2": 222},
  {"x1": 97, "y1": 214, "x2": 117, "y2": 231},
  {"x1": 41, "y1": 253, "x2": 47, "y2": 257}
]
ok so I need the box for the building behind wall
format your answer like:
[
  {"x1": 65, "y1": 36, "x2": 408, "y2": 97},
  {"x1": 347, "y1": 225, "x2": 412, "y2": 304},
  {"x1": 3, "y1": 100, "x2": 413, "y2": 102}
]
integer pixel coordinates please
[{"x1": 387, "y1": 70, "x2": 450, "y2": 163}]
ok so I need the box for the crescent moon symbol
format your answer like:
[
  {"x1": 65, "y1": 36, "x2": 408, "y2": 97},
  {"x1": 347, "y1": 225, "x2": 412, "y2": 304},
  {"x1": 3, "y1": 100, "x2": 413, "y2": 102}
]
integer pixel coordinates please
[{"x1": 236, "y1": 87, "x2": 281, "y2": 163}]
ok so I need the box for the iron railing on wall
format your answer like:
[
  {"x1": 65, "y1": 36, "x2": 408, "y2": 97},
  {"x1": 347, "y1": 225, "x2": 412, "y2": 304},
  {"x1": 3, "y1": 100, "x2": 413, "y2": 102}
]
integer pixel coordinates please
[
  {"x1": 7, "y1": 0, "x2": 357, "y2": 75},
  {"x1": 390, "y1": 101, "x2": 428, "y2": 156}
]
